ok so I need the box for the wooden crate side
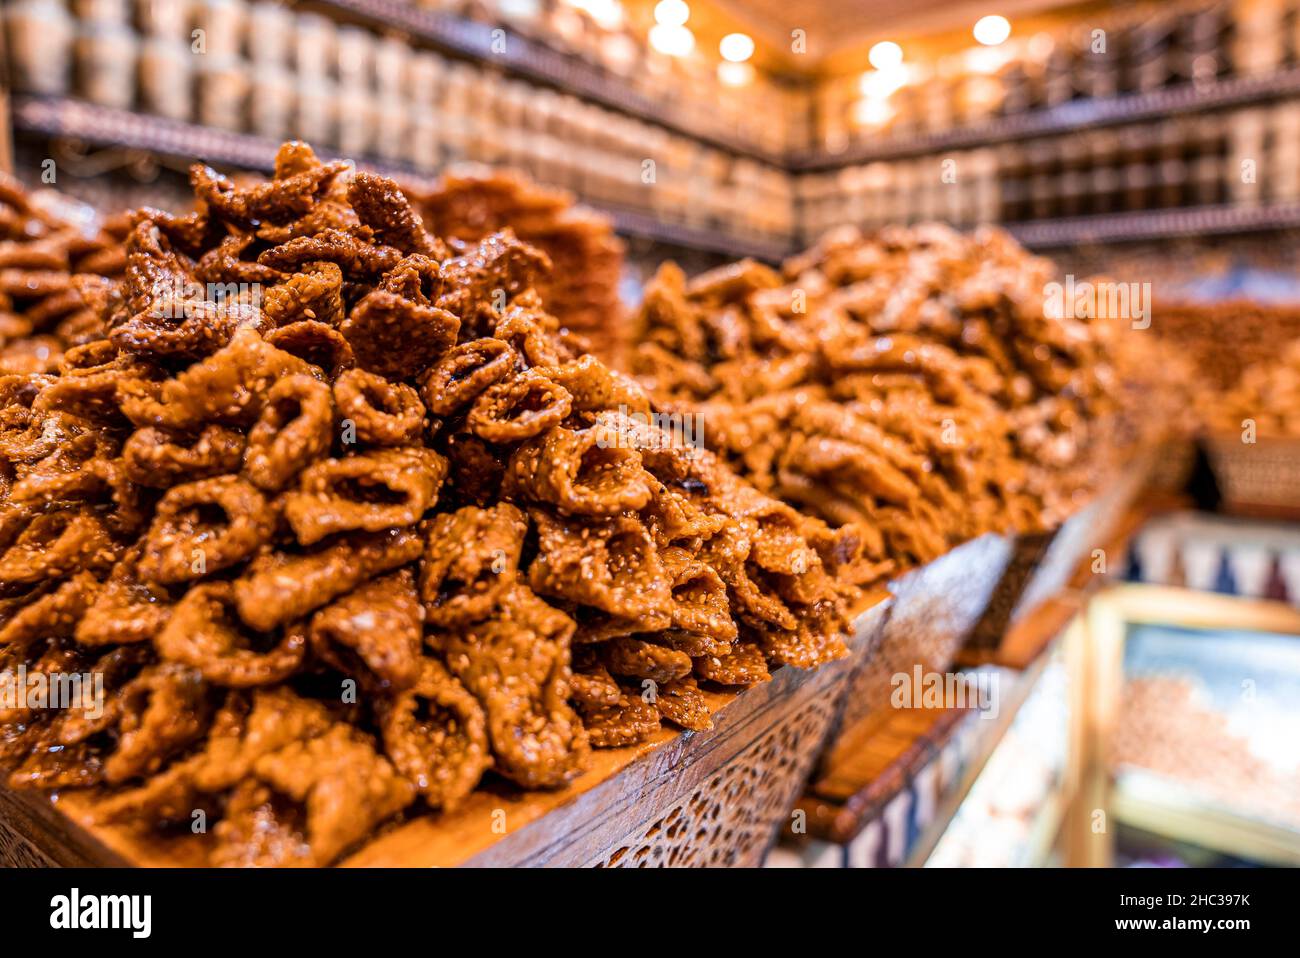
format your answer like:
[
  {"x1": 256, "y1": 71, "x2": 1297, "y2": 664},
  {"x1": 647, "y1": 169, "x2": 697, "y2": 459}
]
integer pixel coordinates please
[
  {"x1": 0, "y1": 815, "x2": 61, "y2": 868},
  {"x1": 1015, "y1": 461, "x2": 1152, "y2": 617},
  {"x1": 461, "y1": 652, "x2": 853, "y2": 867},
  {"x1": 965, "y1": 530, "x2": 1057, "y2": 657},
  {"x1": 589, "y1": 677, "x2": 845, "y2": 867},
  {"x1": 0, "y1": 789, "x2": 133, "y2": 867},
  {"x1": 967, "y1": 449, "x2": 1158, "y2": 658},
  {"x1": 834, "y1": 533, "x2": 1014, "y2": 738}
]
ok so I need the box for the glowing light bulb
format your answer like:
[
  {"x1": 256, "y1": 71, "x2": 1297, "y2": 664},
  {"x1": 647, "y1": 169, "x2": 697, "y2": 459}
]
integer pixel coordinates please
[
  {"x1": 650, "y1": 23, "x2": 694, "y2": 57},
  {"x1": 974, "y1": 15, "x2": 1011, "y2": 46},
  {"x1": 653, "y1": 0, "x2": 689, "y2": 27},
  {"x1": 720, "y1": 32, "x2": 755, "y2": 63},
  {"x1": 854, "y1": 98, "x2": 895, "y2": 127},
  {"x1": 718, "y1": 61, "x2": 754, "y2": 85},
  {"x1": 868, "y1": 41, "x2": 903, "y2": 70},
  {"x1": 579, "y1": 0, "x2": 624, "y2": 30},
  {"x1": 859, "y1": 65, "x2": 907, "y2": 99}
]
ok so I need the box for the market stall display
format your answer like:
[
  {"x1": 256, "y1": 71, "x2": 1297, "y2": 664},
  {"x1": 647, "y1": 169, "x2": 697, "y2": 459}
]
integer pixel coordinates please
[
  {"x1": 1218, "y1": 337, "x2": 1300, "y2": 436},
  {"x1": 631, "y1": 223, "x2": 1143, "y2": 578},
  {"x1": 1117, "y1": 615, "x2": 1300, "y2": 814},
  {"x1": 0, "y1": 142, "x2": 858, "y2": 866},
  {"x1": 1150, "y1": 301, "x2": 1300, "y2": 434},
  {"x1": 1, "y1": 0, "x2": 1297, "y2": 881}
]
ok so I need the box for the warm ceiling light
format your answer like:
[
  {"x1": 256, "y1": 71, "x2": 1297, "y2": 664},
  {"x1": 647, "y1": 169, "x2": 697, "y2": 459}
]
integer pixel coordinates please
[
  {"x1": 717, "y1": 61, "x2": 754, "y2": 85},
  {"x1": 973, "y1": 15, "x2": 1011, "y2": 45},
  {"x1": 499, "y1": 0, "x2": 541, "y2": 17},
  {"x1": 719, "y1": 32, "x2": 755, "y2": 63},
  {"x1": 868, "y1": 41, "x2": 903, "y2": 70},
  {"x1": 853, "y1": 98, "x2": 894, "y2": 127},
  {"x1": 603, "y1": 32, "x2": 637, "y2": 68},
  {"x1": 965, "y1": 44, "x2": 1010, "y2": 74},
  {"x1": 653, "y1": 0, "x2": 689, "y2": 27},
  {"x1": 1026, "y1": 31, "x2": 1054, "y2": 60},
  {"x1": 650, "y1": 23, "x2": 695, "y2": 56},
  {"x1": 578, "y1": 0, "x2": 624, "y2": 29},
  {"x1": 859, "y1": 66, "x2": 907, "y2": 99}
]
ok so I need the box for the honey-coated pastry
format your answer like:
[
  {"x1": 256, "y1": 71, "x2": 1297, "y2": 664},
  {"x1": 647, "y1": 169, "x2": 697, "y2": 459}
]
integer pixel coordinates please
[
  {"x1": 579, "y1": 694, "x2": 663, "y2": 748},
  {"x1": 408, "y1": 168, "x2": 625, "y2": 361},
  {"x1": 0, "y1": 142, "x2": 851, "y2": 866},
  {"x1": 631, "y1": 223, "x2": 1154, "y2": 572},
  {"x1": 420, "y1": 503, "x2": 525, "y2": 627},
  {"x1": 310, "y1": 570, "x2": 423, "y2": 691},
  {"x1": 0, "y1": 174, "x2": 126, "y2": 374},
  {"x1": 376, "y1": 657, "x2": 490, "y2": 810}
]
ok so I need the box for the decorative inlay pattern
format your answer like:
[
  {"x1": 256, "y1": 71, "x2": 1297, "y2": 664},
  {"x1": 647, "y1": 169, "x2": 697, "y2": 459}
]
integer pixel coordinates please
[
  {"x1": 0, "y1": 816, "x2": 58, "y2": 868},
  {"x1": 592, "y1": 693, "x2": 838, "y2": 868}
]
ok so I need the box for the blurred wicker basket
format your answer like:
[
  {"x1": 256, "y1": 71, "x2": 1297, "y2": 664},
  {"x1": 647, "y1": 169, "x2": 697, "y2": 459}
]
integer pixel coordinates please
[
  {"x1": 1203, "y1": 434, "x2": 1300, "y2": 520},
  {"x1": 1146, "y1": 436, "x2": 1198, "y2": 496}
]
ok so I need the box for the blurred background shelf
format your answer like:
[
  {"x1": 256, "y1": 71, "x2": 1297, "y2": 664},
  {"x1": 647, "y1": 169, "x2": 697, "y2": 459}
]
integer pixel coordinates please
[
  {"x1": 25, "y1": 92, "x2": 1300, "y2": 258},
  {"x1": 902, "y1": 638, "x2": 1061, "y2": 867},
  {"x1": 9, "y1": 94, "x2": 792, "y2": 262},
  {"x1": 302, "y1": 0, "x2": 788, "y2": 164},
  {"x1": 15, "y1": 0, "x2": 1300, "y2": 272},
  {"x1": 1006, "y1": 202, "x2": 1300, "y2": 249},
  {"x1": 11, "y1": 94, "x2": 284, "y2": 173},
  {"x1": 791, "y1": 66, "x2": 1300, "y2": 169}
]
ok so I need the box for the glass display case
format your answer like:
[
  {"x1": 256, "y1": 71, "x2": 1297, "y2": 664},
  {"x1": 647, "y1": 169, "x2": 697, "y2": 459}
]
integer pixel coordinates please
[
  {"x1": 924, "y1": 651, "x2": 1073, "y2": 867},
  {"x1": 1110, "y1": 620, "x2": 1300, "y2": 865}
]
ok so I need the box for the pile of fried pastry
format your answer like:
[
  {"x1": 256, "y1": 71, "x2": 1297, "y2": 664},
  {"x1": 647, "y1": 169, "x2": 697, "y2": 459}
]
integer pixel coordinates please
[
  {"x1": 0, "y1": 173, "x2": 128, "y2": 376},
  {"x1": 407, "y1": 168, "x2": 625, "y2": 363},
  {"x1": 1217, "y1": 336, "x2": 1300, "y2": 437},
  {"x1": 0, "y1": 144, "x2": 860, "y2": 866},
  {"x1": 1148, "y1": 301, "x2": 1300, "y2": 438},
  {"x1": 632, "y1": 223, "x2": 1137, "y2": 574}
]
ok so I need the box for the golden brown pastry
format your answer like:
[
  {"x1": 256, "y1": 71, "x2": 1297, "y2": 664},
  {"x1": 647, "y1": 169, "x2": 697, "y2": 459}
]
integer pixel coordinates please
[{"x1": 0, "y1": 142, "x2": 852, "y2": 867}]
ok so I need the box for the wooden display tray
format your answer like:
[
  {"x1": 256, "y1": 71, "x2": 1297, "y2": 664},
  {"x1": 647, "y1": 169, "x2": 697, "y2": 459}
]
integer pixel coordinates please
[
  {"x1": 821, "y1": 532, "x2": 1012, "y2": 772},
  {"x1": 0, "y1": 595, "x2": 889, "y2": 868},
  {"x1": 0, "y1": 455, "x2": 1157, "y2": 868},
  {"x1": 792, "y1": 453, "x2": 1161, "y2": 850},
  {"x1": 1079, "y1": 584, "x2": 1300, "y2": 867}
]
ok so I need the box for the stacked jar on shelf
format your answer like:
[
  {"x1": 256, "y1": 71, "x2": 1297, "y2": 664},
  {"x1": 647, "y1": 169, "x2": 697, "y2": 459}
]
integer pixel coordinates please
[
  {"x1": 457, "y1": 0, "x2": 797, "y2": 157},
  {"x1": 1, "y1": 0, "x2": 796, "y2": 242},
  {"x1": 797, "y1": 149, "x2": 1002, "y2": 237},
  {"x1": 812, "y1": 0, "x2": 1300, "y2": 155},
  {"x1": 798, "y1": 101, "x2": 1300, "y2": 238}
]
